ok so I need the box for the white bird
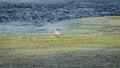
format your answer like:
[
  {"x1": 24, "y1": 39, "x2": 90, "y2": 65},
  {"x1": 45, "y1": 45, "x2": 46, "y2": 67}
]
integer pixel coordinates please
[{"x1": 54, "y1": 28, "x2": 60, "y2": 37}]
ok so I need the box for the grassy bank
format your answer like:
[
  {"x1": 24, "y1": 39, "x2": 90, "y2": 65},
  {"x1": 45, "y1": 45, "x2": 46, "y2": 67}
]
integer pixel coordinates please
[
  {"x1": 0, "y1": 33, "x2": 119, "y2": 46},
  {"x1": 0, "y1": 16, "x2": 120, "y2": 68}
]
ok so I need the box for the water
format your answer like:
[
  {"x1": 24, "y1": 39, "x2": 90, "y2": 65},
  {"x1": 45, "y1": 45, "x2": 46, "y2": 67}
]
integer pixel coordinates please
[{"x1": 0, "y1": 0, "x2": 120, "y2": 33}]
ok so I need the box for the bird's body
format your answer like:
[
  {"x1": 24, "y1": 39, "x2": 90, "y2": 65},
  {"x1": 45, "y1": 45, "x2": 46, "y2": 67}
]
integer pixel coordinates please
[{"x1": 54, "y1": 28, "x2": 60, "y2": 37}]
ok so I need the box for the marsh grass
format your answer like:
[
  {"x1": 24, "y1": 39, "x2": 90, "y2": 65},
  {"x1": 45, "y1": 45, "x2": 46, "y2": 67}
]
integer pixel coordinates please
[
  {"x1": 0, "y1": 34, "x2": 120, "y2": 68},
  {"x1": 65, "y1": 16, "x2": 120, "y2": 36},
  {"x1": 0, "y1": 33, "x2": 120, "y2": 46},
  {"x1": 0, "y1": 16, "x2": 120, "y2": 68}
]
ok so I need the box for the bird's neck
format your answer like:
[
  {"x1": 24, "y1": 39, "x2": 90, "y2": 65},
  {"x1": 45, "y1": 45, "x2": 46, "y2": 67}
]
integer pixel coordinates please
[{"x1": 55, "y1": 29, "x2": 57, "y2": 31}]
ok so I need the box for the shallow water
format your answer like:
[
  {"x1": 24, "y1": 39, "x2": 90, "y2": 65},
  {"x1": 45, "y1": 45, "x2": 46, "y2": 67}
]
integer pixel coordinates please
[{"x1": 0, "y1": 0, "x2": 120, "y2": 33}]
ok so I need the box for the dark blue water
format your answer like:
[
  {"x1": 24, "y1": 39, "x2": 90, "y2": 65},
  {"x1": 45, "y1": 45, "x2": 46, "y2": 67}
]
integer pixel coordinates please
[{"x1": 0, "y1": 0, "x2": 120, "y2": 33}]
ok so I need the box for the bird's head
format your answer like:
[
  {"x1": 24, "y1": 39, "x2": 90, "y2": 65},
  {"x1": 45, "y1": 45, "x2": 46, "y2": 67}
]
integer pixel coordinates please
[{"x1": 55, "y1": 28, "x2": 59, "y2": 30}]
